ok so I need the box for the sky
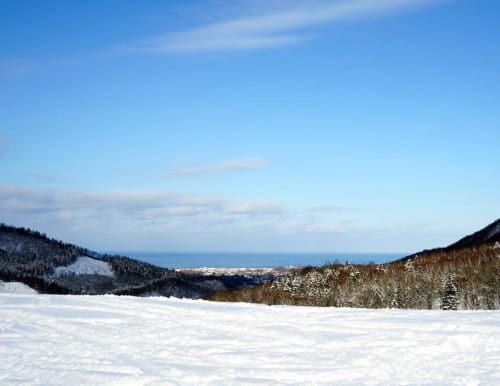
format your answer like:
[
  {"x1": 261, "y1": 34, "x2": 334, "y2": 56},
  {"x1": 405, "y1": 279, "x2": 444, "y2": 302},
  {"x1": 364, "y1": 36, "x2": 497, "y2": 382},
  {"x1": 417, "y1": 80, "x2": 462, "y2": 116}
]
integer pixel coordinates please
[{"x1": 1, "y1": 0, "x2": 499, "y2": 253}]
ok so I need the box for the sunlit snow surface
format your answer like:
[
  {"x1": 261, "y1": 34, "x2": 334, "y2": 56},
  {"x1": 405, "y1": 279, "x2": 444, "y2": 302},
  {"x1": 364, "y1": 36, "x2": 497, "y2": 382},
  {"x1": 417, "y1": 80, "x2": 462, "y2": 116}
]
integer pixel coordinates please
[
  {"x1": 0, "y1": 295, "x2": 499, "y2": 385},
  {"x1": 0, "y1": 280, "x2": 37, "y2": 294},
  {"x1": 51, "y1": 256, "x2": 114, "y2": 277}
]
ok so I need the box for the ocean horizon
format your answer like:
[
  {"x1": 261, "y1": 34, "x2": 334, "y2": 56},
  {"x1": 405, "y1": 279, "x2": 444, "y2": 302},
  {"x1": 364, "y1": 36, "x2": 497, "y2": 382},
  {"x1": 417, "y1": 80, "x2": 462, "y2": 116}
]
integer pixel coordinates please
[{"x1": 114, "y1": 252, "x2": 408, "y2": 269}]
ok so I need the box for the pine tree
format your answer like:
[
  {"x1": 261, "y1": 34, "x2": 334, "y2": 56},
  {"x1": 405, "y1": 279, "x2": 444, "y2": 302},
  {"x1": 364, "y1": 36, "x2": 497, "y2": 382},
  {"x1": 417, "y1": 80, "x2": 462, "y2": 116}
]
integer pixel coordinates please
[{"x1": 441, "y1": 275, "x2": 459, "y2": 310}]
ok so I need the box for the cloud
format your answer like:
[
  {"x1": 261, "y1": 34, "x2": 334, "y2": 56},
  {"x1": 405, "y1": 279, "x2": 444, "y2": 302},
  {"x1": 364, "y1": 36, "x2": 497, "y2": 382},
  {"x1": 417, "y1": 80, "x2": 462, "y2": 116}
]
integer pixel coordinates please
[
  {"x1": 163, "y1": 157, "x2": 267, "y2": 177},
  {"x1": 0, "y1": 184, "x2": 282, "y2": 232},
  {"x1": 126, "y1": 0, "x2": 446, "y2": 53},
  {"x1": 276, "y1": 220, "x2": 349, "y2": 234},
  {"x1": 0, "y1": 184, "x2": 355, "y2": 237},
  {"x1": 2, "y1": 0, "x2": 448, "y2": 78},
  {"x1": 0, "y1": 184, "x2": 373, "y2": 251},
  {"x1": 223, "y1": 200, "x2": 281, "y2": 215}
]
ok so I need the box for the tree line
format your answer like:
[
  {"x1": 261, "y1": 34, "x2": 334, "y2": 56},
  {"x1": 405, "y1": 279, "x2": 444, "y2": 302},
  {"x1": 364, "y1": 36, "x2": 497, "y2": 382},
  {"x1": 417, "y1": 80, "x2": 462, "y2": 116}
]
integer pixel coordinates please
[{"x1": 210, "y1": 242, "x2": 500, "y2": 310}]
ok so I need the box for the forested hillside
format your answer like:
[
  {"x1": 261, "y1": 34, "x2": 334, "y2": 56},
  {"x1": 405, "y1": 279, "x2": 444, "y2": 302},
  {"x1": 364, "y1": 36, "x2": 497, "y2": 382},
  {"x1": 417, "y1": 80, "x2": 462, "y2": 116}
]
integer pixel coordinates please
[
  {"x1": 3, "y1": 220, "x2": 499, "y2": 308},
  {"x1": 211, "y1": 220, "x2": 500, "y2": 310},
  {"x1": 0, "y1": 224, "x2": 258, "y2": 298}
]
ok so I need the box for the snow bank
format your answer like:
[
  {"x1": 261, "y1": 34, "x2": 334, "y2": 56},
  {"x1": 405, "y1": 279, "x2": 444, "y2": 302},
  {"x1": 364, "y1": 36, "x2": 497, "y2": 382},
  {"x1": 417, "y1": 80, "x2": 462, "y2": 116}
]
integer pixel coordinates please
[
  {"x1": 0, "y1": 280, "x2": 37, "y2": 294},
  {"x1": 52, "y1": 256, "x2": 114, "y2": 277},
  {"x1": 0, "y1": 295, "x2": 498, "y2": 385}
]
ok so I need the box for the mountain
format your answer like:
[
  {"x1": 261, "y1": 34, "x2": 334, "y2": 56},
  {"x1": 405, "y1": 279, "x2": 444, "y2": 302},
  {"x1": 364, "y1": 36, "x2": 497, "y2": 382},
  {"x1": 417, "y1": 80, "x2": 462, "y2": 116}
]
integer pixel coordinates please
[
  {"x1": 3, "y1": 220, "x2": 499, "y2": 308},
  {"x1": 446, "y1": 218, "x2": 500, "y2": 250},
  {"x1": 399, "y1": 217, "x2": 500, "y2": 261},
  {"x1": 0, "y1": 223, "x2": 269, "y2": 298}
]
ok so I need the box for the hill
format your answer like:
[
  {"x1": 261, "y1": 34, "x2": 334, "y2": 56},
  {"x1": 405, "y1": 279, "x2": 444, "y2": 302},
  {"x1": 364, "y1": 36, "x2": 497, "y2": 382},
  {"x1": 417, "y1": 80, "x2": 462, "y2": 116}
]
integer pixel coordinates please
[
  {"x1": 0, "y1": 224, "x2": 269, "y2": 298},
  {"x1": 210, "y1": 219, "x2": 500, "y2": 309},
  {"x1": 400, "y1": 218, "x2": 500, "y2": 261},
  {"x1": 447, "y1": 218, "x2": 500, "y2": 249}
]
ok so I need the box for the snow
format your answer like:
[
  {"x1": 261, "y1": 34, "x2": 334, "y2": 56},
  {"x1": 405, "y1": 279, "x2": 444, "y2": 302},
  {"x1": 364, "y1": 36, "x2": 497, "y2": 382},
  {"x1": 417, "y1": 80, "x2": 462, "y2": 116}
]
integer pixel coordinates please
[
  {"x1": 0, "y1": 295, "x2": 498, "y2": 385},
  {"x1": 0, "y1": 280, "x2": 37, "y2": 294},
  {"x1": 51, "y1": 256, "x2": 114, "y2": 277}
]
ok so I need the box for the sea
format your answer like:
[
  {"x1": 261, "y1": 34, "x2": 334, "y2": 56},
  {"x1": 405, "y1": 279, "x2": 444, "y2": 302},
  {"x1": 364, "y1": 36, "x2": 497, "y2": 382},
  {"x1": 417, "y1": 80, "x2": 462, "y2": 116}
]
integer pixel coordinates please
[{"x1": 117, "y1": 252, "x2": 407, "y2": 269}]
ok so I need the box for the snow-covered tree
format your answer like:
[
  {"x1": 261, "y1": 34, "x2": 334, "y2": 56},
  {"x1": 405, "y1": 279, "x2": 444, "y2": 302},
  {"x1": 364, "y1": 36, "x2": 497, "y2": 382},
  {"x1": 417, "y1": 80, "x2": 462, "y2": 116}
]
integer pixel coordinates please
[{"x1": 441, "y1": 275, "x2": 459, "y2": 310}]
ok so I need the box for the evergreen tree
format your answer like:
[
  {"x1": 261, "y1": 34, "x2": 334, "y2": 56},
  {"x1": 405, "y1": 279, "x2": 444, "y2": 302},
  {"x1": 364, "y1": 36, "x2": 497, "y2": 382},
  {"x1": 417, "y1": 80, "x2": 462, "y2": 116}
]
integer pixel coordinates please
[{"x1": 441, "y1": 275, "x2": 459, "y2": 310}]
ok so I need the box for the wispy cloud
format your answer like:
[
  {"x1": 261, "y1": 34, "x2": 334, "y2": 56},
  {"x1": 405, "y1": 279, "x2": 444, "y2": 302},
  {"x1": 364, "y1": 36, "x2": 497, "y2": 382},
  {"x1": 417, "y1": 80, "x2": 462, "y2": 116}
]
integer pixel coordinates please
[
  {"x1": 0, "y1": 184, "x2": 281, "y2": 232},
  {"x1": 126, "y1": 0, "x2": 446, "y2": 53},
  {"x1": 163, "y1": 157, "x2": 267, "y2": 177},
  {"x1": 223, "y1": 200, "x2": 281, "y2": 215},
  {"x1": 0, "y1": 184, "x2": 373, "y2": 250},
  {"x1": 2, "y1": 0, "x2": 448, "y2": 77},
  {"x1": 276, "y1": 221, "x2": 346, "y2": 234},
  {"x1": 0, "y1": 184, "x2": 358, "y2": 237}
]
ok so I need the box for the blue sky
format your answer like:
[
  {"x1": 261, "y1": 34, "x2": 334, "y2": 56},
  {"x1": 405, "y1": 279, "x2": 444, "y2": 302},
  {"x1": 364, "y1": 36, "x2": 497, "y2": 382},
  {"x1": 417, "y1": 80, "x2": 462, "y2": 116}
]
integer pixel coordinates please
[{"x1": 1, "y1": 0, "x2": 499, "y2": 253}]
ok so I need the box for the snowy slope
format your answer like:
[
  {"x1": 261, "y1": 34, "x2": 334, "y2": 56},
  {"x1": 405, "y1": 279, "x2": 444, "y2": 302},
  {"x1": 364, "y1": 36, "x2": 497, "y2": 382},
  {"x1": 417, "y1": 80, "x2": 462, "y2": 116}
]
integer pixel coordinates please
[
  {"x1": 0, "y1": 280, "x2": 37, "y2": 294},
  {"x1": 0, "y1": 295, "x2": 499, "y2": 385},
  {"x1": 51, "y1": 256, "x2": 114, "y2": 277}
]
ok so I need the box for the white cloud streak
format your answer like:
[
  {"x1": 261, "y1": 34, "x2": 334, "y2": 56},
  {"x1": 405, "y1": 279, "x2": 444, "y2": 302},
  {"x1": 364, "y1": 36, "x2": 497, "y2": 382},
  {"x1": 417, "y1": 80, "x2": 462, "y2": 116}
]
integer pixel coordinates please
[
  {"x1": 1, "y1": 0, "x2": 448, "y2": 78},
  {"x1": 0, "y1": 184, "x2": 281, "y2": 232},
  {"x1": 0, "y1": 184, "x2": 352, "y2": 240},
  {"x1": 127, "y1": 0, "x2": 446, "y2": 53},
  {"x1": 163, "y1": 157, "x2": 267, "y2": 177}
]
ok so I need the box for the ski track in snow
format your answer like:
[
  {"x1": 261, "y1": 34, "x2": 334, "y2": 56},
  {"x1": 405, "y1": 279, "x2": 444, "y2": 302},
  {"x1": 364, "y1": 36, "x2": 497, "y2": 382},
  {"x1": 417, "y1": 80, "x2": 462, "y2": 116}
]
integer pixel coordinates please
[{"x1": 0, "y1": 295, "x2": 499, "y2": 385}]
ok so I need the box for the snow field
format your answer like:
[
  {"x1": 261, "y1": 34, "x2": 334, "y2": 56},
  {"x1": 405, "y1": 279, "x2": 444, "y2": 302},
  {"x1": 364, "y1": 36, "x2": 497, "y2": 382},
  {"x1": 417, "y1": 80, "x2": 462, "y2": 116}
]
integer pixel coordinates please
[
  {"x1": 0, "y1": 280, "x2": 37, "y2": 294},
  {"x1": 51, "y1": 256, "x2": 114, "y2": 277},
  {"x1": 0, "y1": 294, "x2": 499, "y2": 385}
]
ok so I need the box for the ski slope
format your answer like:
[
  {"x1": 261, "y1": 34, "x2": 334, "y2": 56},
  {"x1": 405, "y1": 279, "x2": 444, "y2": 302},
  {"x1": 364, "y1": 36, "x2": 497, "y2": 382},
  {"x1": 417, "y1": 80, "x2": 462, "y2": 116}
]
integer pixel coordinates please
[
  {"x1": 0, "y1": 280, "x2": 37, "y2": 294},
  {"x1": 51, "y1": 256, "x2": 114, "y2": 277},
  {"x1": 0, "y1": 294, "x2": 498, "y2": 385}
]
